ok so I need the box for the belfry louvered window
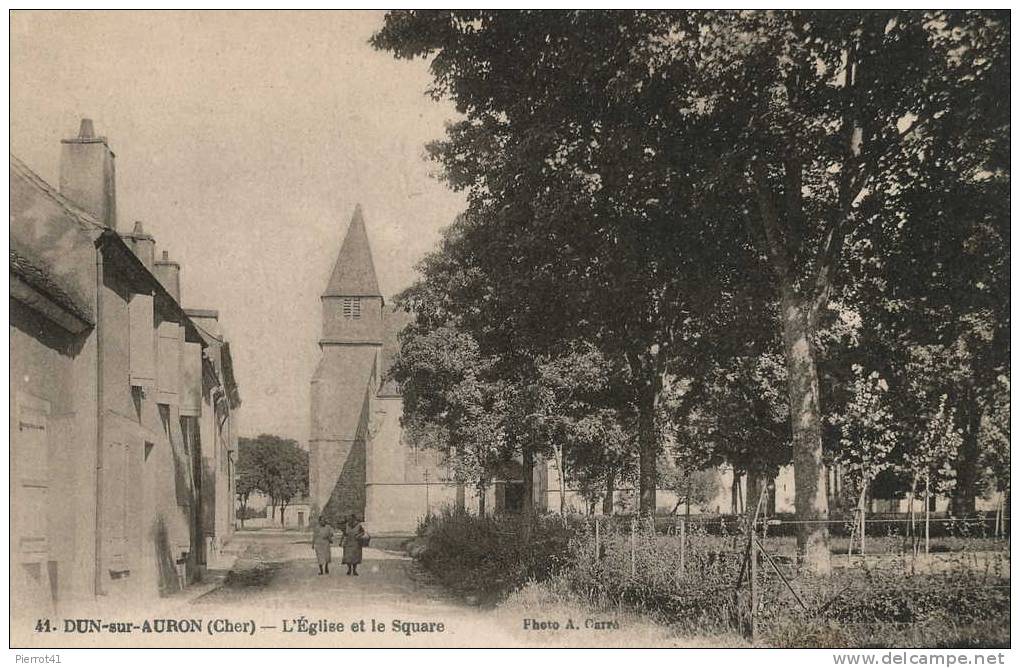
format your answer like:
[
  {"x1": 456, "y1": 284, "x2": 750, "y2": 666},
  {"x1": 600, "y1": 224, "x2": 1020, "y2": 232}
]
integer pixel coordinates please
[{"x1": 342, "y1": 297, "x2": 361, "y2": 319}]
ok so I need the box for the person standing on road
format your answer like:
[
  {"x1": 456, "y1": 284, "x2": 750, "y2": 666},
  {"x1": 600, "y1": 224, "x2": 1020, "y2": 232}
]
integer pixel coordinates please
[
  {"x1": 312, "y1": 515, "x2": 334, "y2": 575},
  {"x1": 341, "y1": 513, "x2": 366, "y2": 576}
]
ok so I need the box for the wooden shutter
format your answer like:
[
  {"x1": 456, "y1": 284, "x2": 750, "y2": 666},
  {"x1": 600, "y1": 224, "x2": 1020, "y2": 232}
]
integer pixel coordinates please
[
  {"x1": 157, "y1": 321, "x2": 181, "y2": 403},
  {"x1": 129, "y1": 294, "x2": 156, "y2": 388},
  {"x1": 13, "y1": 394, "x2": 50, "y2": 558},
  {"x1": 180, "y1": 342, "x2": 203, "y2": 417}
]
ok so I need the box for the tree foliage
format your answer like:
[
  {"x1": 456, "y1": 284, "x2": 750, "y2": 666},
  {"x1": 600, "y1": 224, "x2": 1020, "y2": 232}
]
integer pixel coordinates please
[
  {"x1": 373, "y1": 11, "x2": 1008, "y2": 566},
  {"x1": 236, "y1": 434, "x2": 309, "y2": 526}
]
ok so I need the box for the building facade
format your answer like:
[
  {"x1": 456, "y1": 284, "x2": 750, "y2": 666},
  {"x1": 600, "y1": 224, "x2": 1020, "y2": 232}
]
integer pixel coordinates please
[
  {"x1": 10, "y1": 120, "x2": 241, "y2": 619},
  {"x1": 309, "y1": 207, "x2": 468, "y2": 532}
]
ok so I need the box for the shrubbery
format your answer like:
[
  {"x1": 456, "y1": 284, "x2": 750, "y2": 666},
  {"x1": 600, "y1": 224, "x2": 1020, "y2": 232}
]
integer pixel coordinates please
[
  {"x1": 756, "y1": 568, "x2": 1010, "y2": 647},
  {"x1": 412, "y1": 512, "x2": 1010, "y2": 646},
  {"x1": 414, "y1": 509, "x2": 582, "y2": 602},
  {"x1": 564, "y1": 523, "x2": 742, "y2": 634}
]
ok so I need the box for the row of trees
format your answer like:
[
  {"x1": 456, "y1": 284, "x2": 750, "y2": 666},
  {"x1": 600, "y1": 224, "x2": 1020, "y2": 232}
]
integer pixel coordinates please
[
  {"x1": 373, "y1": 10, "x2": 1009, "y2": 572},
  {"x1": 236, "y1": 434, "x2": 309, "y2": 527}
]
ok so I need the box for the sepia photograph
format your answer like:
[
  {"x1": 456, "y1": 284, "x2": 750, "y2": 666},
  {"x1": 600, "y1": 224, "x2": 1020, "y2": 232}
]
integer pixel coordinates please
[{"x1": 7, "y1": 8, "x2": 1011, "y2": 656}]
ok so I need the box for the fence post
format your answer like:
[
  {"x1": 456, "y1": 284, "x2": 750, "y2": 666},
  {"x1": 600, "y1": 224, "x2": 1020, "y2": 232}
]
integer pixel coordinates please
[
  {"x1": 680, "y1": 518, "x2": 687, "y2": 575},
  {"x1": 996, "y1": 493, "x2": 1003, "y2": 538},
  {"x1": 861, "y1": 495, "x2": 867, "y2": 556},
  {"x1": 595, "y1": 515, "x2": 600, "y2": 562},
  {"x1": 630, "y1": 518, "x2": 637, "y2": 578},
  {"x1": 924, "y1": 476, "x2": 931, "y2": 556},
  {"x1": 750, "y1": 536, "x2": 759, "y2": 644}
]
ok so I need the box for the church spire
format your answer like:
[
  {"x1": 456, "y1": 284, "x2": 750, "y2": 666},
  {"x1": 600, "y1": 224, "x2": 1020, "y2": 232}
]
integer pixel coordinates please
[{"x1": 322, "y1": 204, "x2": 382, "y2": 299}]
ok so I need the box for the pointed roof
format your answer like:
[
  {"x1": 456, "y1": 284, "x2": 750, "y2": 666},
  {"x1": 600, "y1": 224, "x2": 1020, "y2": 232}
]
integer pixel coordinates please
[{"x1": 322, "y1": 204, "x2": 382, "y2": 299}]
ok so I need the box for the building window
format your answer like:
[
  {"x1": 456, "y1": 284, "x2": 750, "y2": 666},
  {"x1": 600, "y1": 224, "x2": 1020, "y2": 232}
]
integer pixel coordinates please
[
  {"x1": 342, "y1": 298, "x2": 361, "y2": 319},
  {"x1": 131, "y1": 386, "x2": 144, "y2": 422},
  {"x1": 158, "y1": 404, "x2": 171, "y2": 440}
]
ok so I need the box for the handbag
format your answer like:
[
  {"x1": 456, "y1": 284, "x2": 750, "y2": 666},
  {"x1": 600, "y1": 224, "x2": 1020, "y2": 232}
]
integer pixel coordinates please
[{"x1": 358, "y1": 531, "x2": 371, "y2": 547}]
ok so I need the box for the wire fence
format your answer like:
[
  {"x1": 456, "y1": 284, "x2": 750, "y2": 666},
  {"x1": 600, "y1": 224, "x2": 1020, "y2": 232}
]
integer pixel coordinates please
[
  {"x1": 579, "y1": 508, "x2": 1010, "y2": 644},
  {"x1": 590, "y1": 510, "x2": 1011, "y2": 541}
]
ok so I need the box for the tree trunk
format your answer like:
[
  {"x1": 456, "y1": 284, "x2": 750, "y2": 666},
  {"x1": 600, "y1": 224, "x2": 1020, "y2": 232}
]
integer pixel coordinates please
[
  {"x1": 746, "y1": 471, "x2": 762, "y2": 524},
  {"x1": 603, "y1": 468, "x2": 615, "y2": 516},
  {"x1": 731, "y1": 472, "x2": 741, "y2": 515},
  {"x1": 455, "y1": 483, "x2": 466, "y2": 513},
  {"x1": 908, "y1": 473, "x2": 918, "y2": 538},
  {"x1": 522, "y1": 444, "x2": 534, "y2": 515},
  {"x1": 477, "y1": 487, "x2": 486, "y2": 516},
  {"x1": 553, "y1": 443, "x2": 566, "y2": 515},
  {"x1": 780, "y1": 288, "x2": 831, "y2": 574},
  {"x1": 859, "y1": 477, "x2": 868, "y2": 556},
  {"x1": 924, "y1": 474, "x2": 931, "y2": 555},
  {"x1": 637, "y1": 382, "x2": 659, "y2": 518},
  {"x1": 951, "y1": 394, "x2": 982, "y2": 516}
]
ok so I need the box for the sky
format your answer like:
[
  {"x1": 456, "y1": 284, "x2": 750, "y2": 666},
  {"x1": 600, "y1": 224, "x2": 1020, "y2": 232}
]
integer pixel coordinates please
[{"x1": 10, "y1": 10, "x2": 467, "y2": 443}]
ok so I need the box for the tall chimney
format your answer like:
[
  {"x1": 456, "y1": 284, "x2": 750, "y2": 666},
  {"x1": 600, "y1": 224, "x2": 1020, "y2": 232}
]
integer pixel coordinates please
[
  {"x1": 122, "y1": 221, "x2": 156, "y2": 271},
  {"x1": 59, "y1": 118, "x2": 117, "y2": 229},
  {"x1": 155, "y1": 250, "x2": 181, "y2": 303}
]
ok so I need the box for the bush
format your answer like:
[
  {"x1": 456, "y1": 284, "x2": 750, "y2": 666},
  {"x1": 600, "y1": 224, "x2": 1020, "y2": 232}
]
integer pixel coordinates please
[{"x1": 414, "y1": 509, "x2": 583, "y2": 602}]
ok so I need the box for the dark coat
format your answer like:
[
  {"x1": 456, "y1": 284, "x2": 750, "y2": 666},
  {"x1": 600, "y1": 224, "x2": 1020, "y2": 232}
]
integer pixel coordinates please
[{"x1": 341, "y1": 521, "x2": 365, "y2": 565}]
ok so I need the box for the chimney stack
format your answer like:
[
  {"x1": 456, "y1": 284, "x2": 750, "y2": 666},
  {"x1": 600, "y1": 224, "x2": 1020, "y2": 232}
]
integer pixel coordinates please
[
  {"x1": 122, "y1": 221, "x2": 156, "y2": 271},
  {"x1": 59, "y1": 118, "x2": 117, "y2": 229},
  {"x1": 155, "y1": 250, "x2": 181, "y2": 303}
]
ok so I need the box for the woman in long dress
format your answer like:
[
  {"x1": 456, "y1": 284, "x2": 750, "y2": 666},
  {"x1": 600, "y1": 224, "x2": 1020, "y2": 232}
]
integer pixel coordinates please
[
  {"x1": 312, "y1": 515, "x2": 334, "y2": 575},
  {"x1": 341, "y1": 513, "x2": 366, "y2": 576}
]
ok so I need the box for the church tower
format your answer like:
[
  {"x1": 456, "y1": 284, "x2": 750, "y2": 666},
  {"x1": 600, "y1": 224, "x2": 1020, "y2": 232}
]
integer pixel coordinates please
[{"x1": 309, "y1": 205, "x2": 384, "y2": 523}]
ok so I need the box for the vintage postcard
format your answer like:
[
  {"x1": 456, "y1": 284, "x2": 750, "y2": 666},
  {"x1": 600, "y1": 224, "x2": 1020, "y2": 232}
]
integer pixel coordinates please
[{"x1": 8, "y1": 9, "x2": 1010, "y2": 655}]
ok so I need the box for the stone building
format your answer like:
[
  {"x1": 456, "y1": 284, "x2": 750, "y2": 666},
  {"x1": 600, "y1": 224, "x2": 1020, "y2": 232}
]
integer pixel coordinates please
[
  {"x1": 10, "y1": 120, "x2": 241, "y2": 618},
  {"x1": 309, "y1": 207, "x2": 470, "y2": 532}
]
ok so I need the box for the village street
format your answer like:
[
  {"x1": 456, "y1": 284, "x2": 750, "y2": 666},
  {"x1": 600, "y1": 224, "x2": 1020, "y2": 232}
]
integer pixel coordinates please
[
  {"x1": 9, "y1": 526, "x2": 708, "y2": 649},
  {"x1": 13, "y1": 530, "x2": 513, "y2": 648},
  {"x1": 199, "y1": 530, "x2": 458, "y2": 614},
  {"x1": 175, "y1": 529, "x2": 699, "y2": 648},
  {"x1": 179, "y1": 529, "x2": 514, "y2": 647}
]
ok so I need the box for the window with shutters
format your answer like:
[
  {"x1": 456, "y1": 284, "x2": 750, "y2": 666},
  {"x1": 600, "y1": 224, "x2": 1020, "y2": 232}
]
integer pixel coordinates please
[
  {"x1": 341, "y1": 297, "x2": 361, "y2": 319},
  {"x1": 103, "y1": 440, "x2": 130, "y2": 564},
  {"x1": 129, "y1": 294, "x2": 156, "y2": 388},
  {"x1": 14, "y1": 394, "x2": 50, "y2": 558}
]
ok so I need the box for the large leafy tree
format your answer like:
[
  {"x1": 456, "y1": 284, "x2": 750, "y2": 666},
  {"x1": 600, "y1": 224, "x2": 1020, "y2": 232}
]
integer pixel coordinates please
[
  {"x1": 375, "y1": 11, "x2": 767, "y2": 521},
  {"x1": 391, "y1": 227, "x2": 639, "y2": 516},
  {"x1": 515, "y1": 343, "x2": 635, "y2": 515},
  {"x1": 235, "y1": 445, "x2": 261, "y2": 527},
  {"x1": 390, "y1": 322, "x2": 505, "y2": 511},
  {"x1": 374, "y1": 9, "x2": 1007, "y2": 572},
  {"x1": 667, "y1": 351, "x2": 792, "y2": 509},
  {"x1": 236, "y1": 434, "x2": 309, "y2": 526}
]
